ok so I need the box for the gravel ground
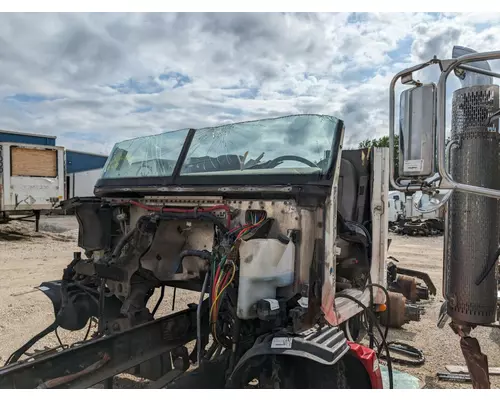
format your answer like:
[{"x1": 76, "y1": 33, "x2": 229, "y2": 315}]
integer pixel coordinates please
[
  {"x1": 0, "y1": 216, "x2": 498, "y2": 389},
  {"x1": 0, "y1": 216, "x2": 199, "y2": 388}
]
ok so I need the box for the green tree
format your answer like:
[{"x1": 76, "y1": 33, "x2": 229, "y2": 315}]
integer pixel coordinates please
[{"x1": 358, "y1": 135, "x2": 400, "y2": 176}]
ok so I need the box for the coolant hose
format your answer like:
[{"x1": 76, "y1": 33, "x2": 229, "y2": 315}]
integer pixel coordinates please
[{"x1": 111, "y1": 228, "x2": 136, "y2": 258}]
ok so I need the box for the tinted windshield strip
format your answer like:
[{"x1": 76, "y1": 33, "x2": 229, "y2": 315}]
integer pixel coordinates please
[{"x1": 172, "y1": 128, "x2": 196, "y2": 178}]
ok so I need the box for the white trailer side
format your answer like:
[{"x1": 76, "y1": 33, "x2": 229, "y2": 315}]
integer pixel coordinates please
[
  {"x1": 67, "y1": 168, "x2": 102, "y2": 198},
  {"x1": 0, "y1": 142, "x2": 65, "y2": 212}
]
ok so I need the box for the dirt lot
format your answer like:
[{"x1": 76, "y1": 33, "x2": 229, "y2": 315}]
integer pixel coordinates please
[{"x1": 1, "y1": 215, "x2": 499, "y2": 389}]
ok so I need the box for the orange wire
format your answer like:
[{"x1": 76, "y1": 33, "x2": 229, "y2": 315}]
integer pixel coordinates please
[{"x1": 210, "y1": 261, "x2": 236, "y2": 318}]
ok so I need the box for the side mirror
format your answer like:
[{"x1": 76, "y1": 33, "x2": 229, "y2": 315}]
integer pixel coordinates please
[
  {"x1": 414, "y1": 189, "x2": 453, "y2": 213},
  {"x1": 398, "y1": 84, "x2": 437, "y2": 178}
]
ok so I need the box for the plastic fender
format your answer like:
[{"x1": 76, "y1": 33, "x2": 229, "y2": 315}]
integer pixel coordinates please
[{"x1": 347, "y1": 341, "x2": 383, "y2": 389}]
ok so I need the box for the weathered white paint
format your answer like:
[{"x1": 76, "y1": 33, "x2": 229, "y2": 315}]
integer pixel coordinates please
[{"x1": 0, "y1": 142, "x2": 65, "y2": 212}]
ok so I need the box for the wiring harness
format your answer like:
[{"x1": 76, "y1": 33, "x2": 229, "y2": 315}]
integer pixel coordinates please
[{"x1": 210, "y1": 211, "x2": 267, "y2": 346}]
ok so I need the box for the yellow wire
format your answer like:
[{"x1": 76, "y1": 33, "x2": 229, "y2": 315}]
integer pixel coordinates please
[
  {"x1": 215, "y1": 265, "x2": 225, "y2": 288},
  {"x1": 209, "y1": 261, "x2": 236, "y2": 318},
  {"x1": 210, "y1": 264, "x2": 226, "y2": 320},
  {"x1": 210, "y1": 261, "x2": 237, "y2": 344}
]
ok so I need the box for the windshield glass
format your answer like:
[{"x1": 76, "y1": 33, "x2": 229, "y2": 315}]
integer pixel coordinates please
[
  {"x1": 181, "y1": 115, "x2": 338, "y2": 176},
  {"x1": 102, "y1": 129, "x2": 190, "y2": 179},
  {"x1": 101, "y1": 114, "x2": 339, "y2": 179}
]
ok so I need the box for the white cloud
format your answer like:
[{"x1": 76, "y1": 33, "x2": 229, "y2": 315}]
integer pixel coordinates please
[{"x1": 0, "y1": 12, "x2": 499, "y2": 155}]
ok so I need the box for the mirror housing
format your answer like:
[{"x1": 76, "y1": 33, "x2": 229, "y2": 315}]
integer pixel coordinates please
[
  {"x1": 398, "y1": 83, "x2": 437, "y2": 178},
  {"x1": 414, "y1": 188, "x2": 453, "y2": 213}
]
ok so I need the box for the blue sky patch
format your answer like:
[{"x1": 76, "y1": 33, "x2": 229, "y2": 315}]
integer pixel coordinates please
[
  {"x1": 388, "y1": 36, "x2": 414, "y2": 61},
  {"x1": 5, "y1": 93, "x2": 58, "y2": 103},
  {"x1": 133, "y1": 106, "x2": 153, "y2": 113},
  {"x1": 110, "y1": 72, "x2": 192, "y2": 94},
  {"x1": 159, "y1": 71, "x2": 192, "y2": 88},
  {"x1": 239, "y1": 87, "x2": 259, "y2": 99},
  {"x1": 226, "y1": 87, "x2": 259, "y2": 99},
  {"x1": 222, "y1": 107, "x2": 243, "y2": 116},
  {"x1": 347, "y1": 13, "x2": 370, "y2": 24},
  {"x1": 110, "y1": 77, "x2": 163, "y2": 94}
]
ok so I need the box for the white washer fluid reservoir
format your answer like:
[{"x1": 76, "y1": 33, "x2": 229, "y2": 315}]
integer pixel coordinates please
[{"x1": 236, "y1": 238, "x2": 295, "y2": 319}]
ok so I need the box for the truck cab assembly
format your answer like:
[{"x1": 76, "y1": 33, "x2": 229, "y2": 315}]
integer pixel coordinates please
[{"x1": 0, "y1": 115, "x2": 389, "y2": 389}]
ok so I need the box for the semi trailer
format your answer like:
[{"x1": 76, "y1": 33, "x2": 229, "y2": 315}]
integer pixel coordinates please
[
  {"x1": 66, "y1": 168, "x2": 104, "y2": 199},
  {"x1": 0, "y1": 142, "x2": 65, "y2": 230}
]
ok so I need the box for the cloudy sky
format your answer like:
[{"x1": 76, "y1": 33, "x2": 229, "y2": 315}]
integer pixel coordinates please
[{"x1": 0, "y1": 12, "x2": 499, "y2": 155}]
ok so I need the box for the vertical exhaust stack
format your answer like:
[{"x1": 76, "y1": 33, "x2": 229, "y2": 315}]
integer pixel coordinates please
[{"x1": 446, "y1": 83, "x2": 500, "y2": 325}]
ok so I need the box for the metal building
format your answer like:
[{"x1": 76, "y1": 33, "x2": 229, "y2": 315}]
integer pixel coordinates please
[
  {"x1": 0, "y1": 129, "x2": 56, "y2": 146},
  {"x1": 65, "y1": 150, "x2": 108, "y2": 174}
]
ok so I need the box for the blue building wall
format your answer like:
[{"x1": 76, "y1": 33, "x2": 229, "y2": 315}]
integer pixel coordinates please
[
  {"x1": 0, "y1": 130, "x2": 56, "y2": 146},
  {"x1": 66, "y1": 150, "x2": 108, "y2": 174}
]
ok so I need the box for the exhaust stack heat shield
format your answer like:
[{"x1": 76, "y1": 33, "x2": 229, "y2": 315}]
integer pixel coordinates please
[{"x1": 446, "y1": 85, "x2": 500, "y2": 325}]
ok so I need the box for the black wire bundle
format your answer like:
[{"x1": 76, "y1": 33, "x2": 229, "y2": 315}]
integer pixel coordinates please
[
  {"x1": 335, "y1": 292, "x2": 394, "y2": 389},
  {"x1": 365, "y1": 283, "x2": 391, "y2": 347},
  {"x1": 364, "y1": 283, "x2": 425, "y2": 368}
]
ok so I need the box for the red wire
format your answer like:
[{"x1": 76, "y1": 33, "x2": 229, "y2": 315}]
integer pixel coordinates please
[
  {"x1": 128, "y1": 200, "x2": 231, "y2": 228},
  {"x1": 236, "y1": 218, "x2": 263, "y2": 240},
  {"x1": 220, "y1": 270, "x2": 231, "y2": 290}
]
